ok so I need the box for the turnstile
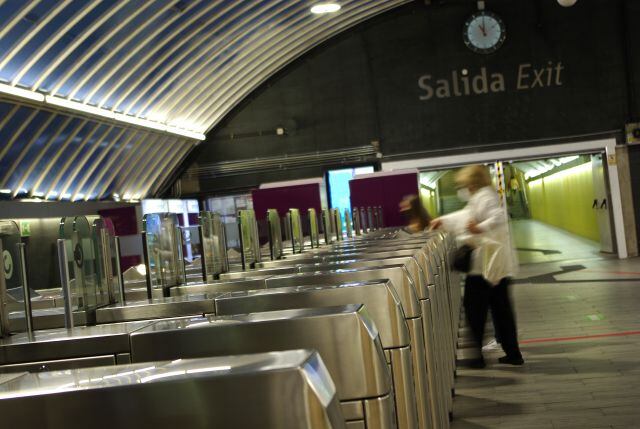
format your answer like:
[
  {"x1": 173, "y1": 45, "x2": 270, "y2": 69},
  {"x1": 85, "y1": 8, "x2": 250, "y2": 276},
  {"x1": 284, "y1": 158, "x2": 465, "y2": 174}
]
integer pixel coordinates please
[
  {"x1": 215, "y1": 281, "x2": 427, "y2": 429},
  {"x1": 0, "y1": 350, "x2": 345, "y2": 429},
  {"x1": 129, "y1": 305, "x2": 397, "y2": 429}
]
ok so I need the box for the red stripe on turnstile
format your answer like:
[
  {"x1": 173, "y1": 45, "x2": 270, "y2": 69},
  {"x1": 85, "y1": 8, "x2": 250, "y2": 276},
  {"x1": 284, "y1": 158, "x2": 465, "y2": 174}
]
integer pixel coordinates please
[{"x1": 520, "y1": 330, "x2": 640, "y2": 345}]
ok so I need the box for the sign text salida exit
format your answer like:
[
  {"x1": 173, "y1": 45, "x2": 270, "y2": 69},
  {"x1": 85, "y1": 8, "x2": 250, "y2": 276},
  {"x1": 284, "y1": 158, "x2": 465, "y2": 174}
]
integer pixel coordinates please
[{"x1": 418, "y1": 62, "x2": 564, "y2": 101}]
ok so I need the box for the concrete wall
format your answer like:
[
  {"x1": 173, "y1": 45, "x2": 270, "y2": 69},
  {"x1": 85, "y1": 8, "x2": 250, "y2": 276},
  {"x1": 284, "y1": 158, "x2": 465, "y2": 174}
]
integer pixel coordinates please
[{"x1": 181, "y1": 0, "x2": 640, "y2": 195}]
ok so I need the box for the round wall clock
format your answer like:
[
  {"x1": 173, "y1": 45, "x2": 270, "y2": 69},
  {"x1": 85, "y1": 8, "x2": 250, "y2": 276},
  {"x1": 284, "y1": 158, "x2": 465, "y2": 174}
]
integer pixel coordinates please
[{"x1": 463, "y1": 11, "x2": 506, "y2": 54}]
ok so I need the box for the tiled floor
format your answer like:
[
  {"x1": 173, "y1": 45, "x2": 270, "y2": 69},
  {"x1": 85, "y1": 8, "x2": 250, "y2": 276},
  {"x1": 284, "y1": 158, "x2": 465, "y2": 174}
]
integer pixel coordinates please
[
  {"x1": 511, "y1": 219, "x2": 603, "y2": 264},
  {"x1": 451, "y1": 257, "x2": 640, "y2": 429}
]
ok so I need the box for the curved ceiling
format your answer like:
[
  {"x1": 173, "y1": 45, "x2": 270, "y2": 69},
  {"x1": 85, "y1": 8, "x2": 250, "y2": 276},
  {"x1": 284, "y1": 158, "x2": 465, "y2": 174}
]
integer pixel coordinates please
[
  {"x1": 0, "y1": 0, "x2": 410, "y2": 134},
  {"x1": 0, "y1": 0, "x2": 410, "y2": 201}
]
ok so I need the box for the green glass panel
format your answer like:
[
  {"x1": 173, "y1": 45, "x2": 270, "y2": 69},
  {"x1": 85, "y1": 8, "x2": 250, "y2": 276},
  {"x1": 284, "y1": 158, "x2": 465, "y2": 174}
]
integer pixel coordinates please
[
  {"x1": 344, "y1": 209, "x2": 353, "y2": 238},
  {"x1": 59, "y1": 217, "x2": 81, "y2": 311},
  {"x1": 332, "y1": 209, "x2": 343, "y2": 241},
  {"x1": 267, "y1": 209, "x2": 283, "y2": 260},
  {"x1": 308, "y1": 208, "x2": 319, "y2": 248},
  {"x1": 237, "y1": 210, "x2": 261, "y2": 270},
  {"x1": 289, "y1": 209, "x2": 303, "y2": 254},
  {"x1": 321, "y1": 209, "x2": 332, "y2": 244}
]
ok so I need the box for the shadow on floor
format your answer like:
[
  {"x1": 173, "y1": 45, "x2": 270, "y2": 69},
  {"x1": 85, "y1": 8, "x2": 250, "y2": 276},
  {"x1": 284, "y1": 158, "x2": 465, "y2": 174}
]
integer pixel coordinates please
[
  {"x1": 452, "y1": 394, "x2": 527, "y2": 418},
  {"x1": 455, "y1": 374, "x2": 518, "y2": 389}
]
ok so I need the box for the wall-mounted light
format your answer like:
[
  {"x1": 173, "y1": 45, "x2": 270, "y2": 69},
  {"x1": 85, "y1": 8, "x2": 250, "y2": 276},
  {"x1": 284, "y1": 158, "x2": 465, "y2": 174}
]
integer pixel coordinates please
[{"x1": 310, "y1": 3, "x2": 341, "y2": 14}]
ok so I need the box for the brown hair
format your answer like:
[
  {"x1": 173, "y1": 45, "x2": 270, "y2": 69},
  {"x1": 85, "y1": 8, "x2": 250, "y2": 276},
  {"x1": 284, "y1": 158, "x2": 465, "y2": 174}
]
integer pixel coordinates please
[
  {"x1": 399, "y1": 194, "x2": 432, "y2": 231},
  {"x1": 455, "y1": 164, "x2": 492, "y2": 192}
]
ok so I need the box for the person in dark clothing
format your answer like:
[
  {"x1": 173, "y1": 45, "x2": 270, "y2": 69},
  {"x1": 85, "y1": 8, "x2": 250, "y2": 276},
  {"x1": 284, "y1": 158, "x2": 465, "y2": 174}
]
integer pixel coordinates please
[{"x1": 430, "y1": 165, "x2": 523, "y2": 368}]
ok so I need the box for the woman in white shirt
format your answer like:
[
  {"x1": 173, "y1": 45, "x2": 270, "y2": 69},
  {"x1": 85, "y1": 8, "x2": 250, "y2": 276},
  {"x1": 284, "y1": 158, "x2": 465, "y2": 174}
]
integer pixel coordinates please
[{"x1": 431, "y1": 165, "x2": 523, "y2": 368}]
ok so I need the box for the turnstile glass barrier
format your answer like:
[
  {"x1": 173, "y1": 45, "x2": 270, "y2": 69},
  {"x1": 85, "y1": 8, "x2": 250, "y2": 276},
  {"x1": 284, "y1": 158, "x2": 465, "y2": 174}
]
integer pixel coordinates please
[
  {"x1": 237, "y1": 209, "x2": 261, "y2": 270},
  {"x1": 308, "y1": 208, "x2": 320, "y2": 248},
  {"x1": 266, "y1": 209, "x2": 283, "y2": 260},
  {"x1": 0, "y1": 350, "x2": 345, "y2": 429},
  {"x1": 289, "y1": 208, "x2": 304, "y2": 254},
  {"x1": 0, "y1": 221, "x2": 29, "y2": 337},
  {"x1": 142, "y1": 213, "x2": 186, "y2": 297}
]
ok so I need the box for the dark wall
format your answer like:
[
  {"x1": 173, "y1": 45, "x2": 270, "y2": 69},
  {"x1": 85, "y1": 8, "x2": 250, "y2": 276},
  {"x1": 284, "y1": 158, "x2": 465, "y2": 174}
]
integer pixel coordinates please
[{"x1": 181, "y1": 0, "x2": 640, "y2": 194}]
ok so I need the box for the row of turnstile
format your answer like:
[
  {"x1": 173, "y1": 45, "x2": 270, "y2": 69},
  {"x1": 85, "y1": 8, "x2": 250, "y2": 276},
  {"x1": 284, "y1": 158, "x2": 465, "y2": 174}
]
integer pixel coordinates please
[{"x1": 0, "y1": 208, "x2": 461, "y2": 429}]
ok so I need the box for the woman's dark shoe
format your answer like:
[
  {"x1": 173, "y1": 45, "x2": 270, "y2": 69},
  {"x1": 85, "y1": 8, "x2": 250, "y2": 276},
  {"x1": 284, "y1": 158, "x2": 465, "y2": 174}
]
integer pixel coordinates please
[
  {"x1": 498, "y1": 355, "x2": 524, "y2": 365},
  {"x1": 468, "y1": 357, "x2": 486, "y2": 369}
]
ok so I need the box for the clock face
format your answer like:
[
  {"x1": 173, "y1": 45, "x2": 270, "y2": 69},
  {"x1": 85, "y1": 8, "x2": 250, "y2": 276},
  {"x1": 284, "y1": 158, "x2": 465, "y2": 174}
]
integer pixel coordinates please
[{"x1": 463, "y1": 11, "x2": 506, "y2": 54}]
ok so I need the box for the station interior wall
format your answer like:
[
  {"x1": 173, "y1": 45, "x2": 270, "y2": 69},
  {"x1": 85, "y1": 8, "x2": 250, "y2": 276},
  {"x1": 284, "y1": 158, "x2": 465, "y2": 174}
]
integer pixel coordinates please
[{"x1": 525, "y1": 162, "x2": 600, "y2": 242}]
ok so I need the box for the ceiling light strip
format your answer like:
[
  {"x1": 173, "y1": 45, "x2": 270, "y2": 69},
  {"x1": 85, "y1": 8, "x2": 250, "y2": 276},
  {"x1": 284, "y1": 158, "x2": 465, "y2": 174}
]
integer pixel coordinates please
[{"x1": 0, "y1": 83, "x2": 204, "y2": 139}]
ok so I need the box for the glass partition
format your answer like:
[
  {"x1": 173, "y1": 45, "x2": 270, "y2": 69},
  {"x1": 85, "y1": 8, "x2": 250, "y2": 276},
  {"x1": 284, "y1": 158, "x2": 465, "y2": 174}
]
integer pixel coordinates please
[
  {"x1": 142, "y1": 213, "x2": 186, "y2": 294},
  {"x1": 199, "y1": 211, "x2": 228, "y2": 281},
  {"x1": 0, "y1": 220, "x2": 27, "y2": 336},
  {"x1": 289, "y1": 209, "x2": 304, "y2": 254},
  {"x1": 367, "y1": 207, "x2": 375, "y2": 231},
  {"x1": 344, "y1": 209, "x2": 353, "y2": 238},
  {"x1": 321, "y1": 209, "x2": 332, "y2": 245},
  {"x1": 352, "y1": 208, "x2": 361, "y2": 236},
  {"x1": 331, "y1": 209, "x2": 343, "y2": 242},
  {"x1": 308, "y1": 208, "x2": 320, "y2": 248},
  {"x1": 59, "y1": 216, "x2": 101, "y2": 311},
  {"x1": 237, "y1": 210, "x2": 261, "y2": 270},
  {"x1": 267, "y1": 209, "x2": 283, "y2": 260},
  {"x1": 88, "y1": 216, "x2": 114, "y2": 308}
]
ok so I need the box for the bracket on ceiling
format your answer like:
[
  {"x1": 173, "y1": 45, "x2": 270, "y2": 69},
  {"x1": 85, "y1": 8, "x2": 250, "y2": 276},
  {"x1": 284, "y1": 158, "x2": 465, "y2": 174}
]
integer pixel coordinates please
[{"x1": 477, "y1": 1, "x2": 485, "y2": 10}]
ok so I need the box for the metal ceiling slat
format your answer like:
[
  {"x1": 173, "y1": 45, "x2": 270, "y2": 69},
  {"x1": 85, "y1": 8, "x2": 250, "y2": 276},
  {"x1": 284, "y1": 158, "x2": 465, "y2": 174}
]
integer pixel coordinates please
[
  {"x1": 110, "y1": 134, "x2": 170, "y2": 200},
  {"x1": 49, "y1": 0, "x2": 153, "y2": 97},
  {"x1": 96, "y1": 0, "x2": 211, "y2": 109},
  {"x1": 69, "y1": 1, "x2": 179, "y2": 102},
  {"x1": 131, "y1": 139, "x2": 190, "y2": 198},
  {"x1": 78, "y1": 129, "x2": 140, "y2": 201},
  {"x1": 151, "y1": 0, "x2": 296, "y2": 121},
  {"x1": 12, "y1": 116, "x2": 73, "y2": 196},
  {"x1": 93, "y1": 132, "x2": 165, "y2": 200},
  {"x1": 42, "y1": 121, "x2": 103, "y2": 198},
  {"x1": 200, "y1": 1, "x2": 404, "y2": 128},
  {"x1": 0, "y1": 108, "x2": 40, "y2": 162},
  {"x1": 13, "y1": 117, "x2": 72, "y2": 197},
  {"x1": 11, "y1": 0, "x2": 102, "y2": 86},
  {"x1": 185, "y1": 0, "x2": 370, "y2": 125},
  {"x1": 0, "y1": 112, "x2": 57, "y2": 188},
  {"x1": 0, "y1": 1, "x2": 72, "y2": 71},
  {"x1": 173, "y1": 0, "x2": 339, "y2": 123},
  {"x1": 29, "y1": 119, "x2": 88, "y2": 196},
  {"x1": 148, "y1": 142, "x2": 194, "y2": 197},
  {"x1": 61, "y1": 127, "x2": 127, "y2": 200},
  {"x1": 32, "y1": 0, "x2": 130, "y2": 91},
  {"x1": 129, "y1": 0, "x2": 280, "y2": 118},
  {"x1": 53, "y1": 124, "x2": 116, "y2": 200},
  {"x1": 0, "y1": 1, "x2": 42, "y2": 43},
  {"x1": 0, "y1": 104, "x2": 20, "y2": 131},
  {"x1": 85, "y1": 0, "x2": 203, "y2": 106},
  {"x1": 127, "y1": 136, "x2": 184, "y2": 199},
  {"x1": 110, "y1": 1, "x2": 233, "y2": 114}
]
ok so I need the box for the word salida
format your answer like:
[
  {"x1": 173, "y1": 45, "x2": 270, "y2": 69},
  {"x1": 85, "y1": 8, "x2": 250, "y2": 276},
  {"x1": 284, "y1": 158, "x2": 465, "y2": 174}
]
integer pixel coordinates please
[{"x1": 418, "y1": 62, "x2": 564, "y2": 100}]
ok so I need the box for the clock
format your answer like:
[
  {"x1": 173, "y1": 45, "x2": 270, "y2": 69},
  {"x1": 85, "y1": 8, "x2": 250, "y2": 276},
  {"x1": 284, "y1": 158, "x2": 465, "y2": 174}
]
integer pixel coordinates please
[{"x1": 463, "y1": 11, "x2": 506, "y2": 54}]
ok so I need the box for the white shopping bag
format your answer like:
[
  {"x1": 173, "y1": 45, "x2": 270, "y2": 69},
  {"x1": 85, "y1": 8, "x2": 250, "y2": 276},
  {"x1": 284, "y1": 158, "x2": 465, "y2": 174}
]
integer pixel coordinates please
[{"x1": 480, "y1": 234, "x2": 510, "y2": 286}]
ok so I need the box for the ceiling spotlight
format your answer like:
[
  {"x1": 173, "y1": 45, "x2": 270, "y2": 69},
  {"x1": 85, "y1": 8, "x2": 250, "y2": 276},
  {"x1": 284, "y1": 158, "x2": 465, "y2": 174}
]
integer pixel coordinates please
[
  {"x1": 557, "y1": 0, "x2": 577, "y2": 6},
  {"x1": 310, "y1": 3, "x2": 341, "y2": 14}
]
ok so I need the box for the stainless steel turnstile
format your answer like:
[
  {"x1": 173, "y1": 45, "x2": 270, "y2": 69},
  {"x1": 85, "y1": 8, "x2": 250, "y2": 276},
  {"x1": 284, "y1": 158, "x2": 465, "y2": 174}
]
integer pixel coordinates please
[
  {"x1": 0, "y1": 350, "x2": 345, "y2": 429},
  {"x1": 215, "y1": 281, "x2": 423, "y2": 429},
  {"x1": 129, "y1": 305, "x2": 396, "y2": 429}
]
